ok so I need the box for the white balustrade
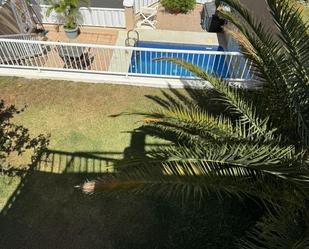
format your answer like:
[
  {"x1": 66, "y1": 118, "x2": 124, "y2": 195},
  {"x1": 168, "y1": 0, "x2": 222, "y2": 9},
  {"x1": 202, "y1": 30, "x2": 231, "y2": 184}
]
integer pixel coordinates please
[{"x1": 0, "y1": 37, "x2": 254, "y2": 81}]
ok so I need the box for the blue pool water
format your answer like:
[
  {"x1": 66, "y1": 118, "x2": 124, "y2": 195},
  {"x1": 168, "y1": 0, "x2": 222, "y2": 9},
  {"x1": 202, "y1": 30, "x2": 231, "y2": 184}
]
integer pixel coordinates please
[{"x1": 129, "y1": 41, "x2": 230, "y2": 78}]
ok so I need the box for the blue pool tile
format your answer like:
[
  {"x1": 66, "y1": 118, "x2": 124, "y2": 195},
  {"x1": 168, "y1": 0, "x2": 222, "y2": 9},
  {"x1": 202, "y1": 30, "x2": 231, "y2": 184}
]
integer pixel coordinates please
[{"x1": 129, "y1": 41, "x2": 231, "y2": 78}]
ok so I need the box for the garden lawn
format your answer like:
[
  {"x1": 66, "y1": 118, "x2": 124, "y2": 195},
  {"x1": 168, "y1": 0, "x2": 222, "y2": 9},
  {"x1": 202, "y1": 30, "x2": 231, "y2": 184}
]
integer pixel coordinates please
[
  {"x1": 0, "y1": 76, "x2": 165, "y2": 153},
  {"x1": 0, "y1": 76, "x2": 166, "y2": 225},
  {"x1": 0, "y1": 175, "x2": 21, "y2": 210},
  {"x1": 0, "y1": 77, "x2": 259, "y2": 249}
]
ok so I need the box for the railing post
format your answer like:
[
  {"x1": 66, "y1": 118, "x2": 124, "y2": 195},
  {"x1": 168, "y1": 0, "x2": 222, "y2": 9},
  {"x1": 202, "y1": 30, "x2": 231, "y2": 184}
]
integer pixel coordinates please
[{"x1": 123, "y1": 0, "x2": 135, "y2": 30}]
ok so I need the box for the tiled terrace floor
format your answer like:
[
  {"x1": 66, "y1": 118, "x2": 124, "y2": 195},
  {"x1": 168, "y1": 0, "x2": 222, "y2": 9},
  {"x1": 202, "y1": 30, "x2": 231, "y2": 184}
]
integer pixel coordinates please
[
  {"x1": 44, "y1": 25, "x2": 119, "y2": 45},
  {"x1": 40, "y1": 25, "x2": 120, "y2": 71},
  {"x1": 4, "y1": 7, "x2": 213, "y2": 74},
  {"x1": 156, "y1": 4, "x2": 204, "y2": 32}
]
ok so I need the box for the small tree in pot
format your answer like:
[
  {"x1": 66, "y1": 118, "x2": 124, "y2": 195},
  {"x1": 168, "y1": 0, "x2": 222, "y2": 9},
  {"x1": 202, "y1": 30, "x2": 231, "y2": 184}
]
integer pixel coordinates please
[
  {"x1": 161, "y1": 0, "x2": 196, "y2": 14},
  {"x1": 46, "y1": 0, "x2": 88, "y2": 39}
]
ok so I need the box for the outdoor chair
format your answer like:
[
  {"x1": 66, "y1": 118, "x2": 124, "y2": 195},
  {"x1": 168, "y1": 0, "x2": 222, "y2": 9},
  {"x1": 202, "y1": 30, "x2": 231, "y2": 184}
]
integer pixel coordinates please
[{"x1": 138, "y1": 7, "x2": 157, "y2": 29}]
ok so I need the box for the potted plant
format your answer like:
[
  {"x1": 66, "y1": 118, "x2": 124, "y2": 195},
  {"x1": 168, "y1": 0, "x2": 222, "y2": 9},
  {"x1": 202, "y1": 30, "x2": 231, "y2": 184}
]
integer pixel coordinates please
[
  {"x1": 46, "y1": 0, "x2": 88, "y2": 39},
  {"x1": 161, "y1": 0, "x2": 196, "y2": 14}
]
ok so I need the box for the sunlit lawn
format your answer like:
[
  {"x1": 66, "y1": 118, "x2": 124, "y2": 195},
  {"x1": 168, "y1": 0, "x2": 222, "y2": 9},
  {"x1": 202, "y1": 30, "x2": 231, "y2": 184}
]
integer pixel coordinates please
[
  {"x1": 0, "y1": 77, "x2": 260, "y2": 249},
  {"x1": 0, "y1": 76, "x2": 166, "y2": 153},
  {"x1": 0, "y1": 176, "x2": 21, "y2": 210},
  {"x1": 0, "y1": 75, "x2": 166, "y2": 205}
]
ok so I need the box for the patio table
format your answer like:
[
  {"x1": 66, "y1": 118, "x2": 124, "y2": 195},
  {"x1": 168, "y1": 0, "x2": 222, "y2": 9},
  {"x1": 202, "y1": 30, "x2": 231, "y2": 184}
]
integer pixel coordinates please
[
  {"x1": 57, "y1": 45, "x2": 91, "y2": 70},
  {"x1": 58, "y1": 46, "x2": 85, "y2": 58}
]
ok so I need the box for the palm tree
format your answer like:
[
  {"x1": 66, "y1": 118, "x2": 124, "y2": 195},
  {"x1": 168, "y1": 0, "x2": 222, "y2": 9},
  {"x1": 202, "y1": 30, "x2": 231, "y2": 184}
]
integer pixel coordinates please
[
  {"x1": 46, "y1": 0, "x2": 89, "y2": 37},
  {"x1": 80, "y1": 0, "x2": 309, "y2": 247}
]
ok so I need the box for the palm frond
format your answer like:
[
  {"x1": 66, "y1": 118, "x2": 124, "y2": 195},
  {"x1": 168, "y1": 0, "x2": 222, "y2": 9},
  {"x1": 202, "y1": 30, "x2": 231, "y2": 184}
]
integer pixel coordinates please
[
  {"x1": 79, "y1": 2, "x2": 309, "y2": 246},
  {"x1": 142, "y1": 105, "x2": 237, "y2": 142},
  {"x1": 266, "y1": 0, "x2": 309, "y2": 145},
  {"x1": 240, "y1": 208, "x2": 309, "y2": 249},
  {"x1": 218, "y1": 0, "x2": 309, "y2": 145},
  {"x1": 267, "y1": 0, "x2": 309, "y2": 78},
  {"x1": 218, "y1": 0, "x2": 285, "y2": 86},
  {"x1": 157, "y1": 58, "x2": 276, "y2": 142},
  {"x1": 81, "y1": 142, "x2": 308, "y2": 206}
]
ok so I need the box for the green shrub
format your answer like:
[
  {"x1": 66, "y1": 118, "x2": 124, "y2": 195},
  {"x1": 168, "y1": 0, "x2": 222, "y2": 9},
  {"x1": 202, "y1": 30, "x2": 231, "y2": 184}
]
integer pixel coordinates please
[{"x1": 161, "y1": 0, "x2": 196, "y2": 14}]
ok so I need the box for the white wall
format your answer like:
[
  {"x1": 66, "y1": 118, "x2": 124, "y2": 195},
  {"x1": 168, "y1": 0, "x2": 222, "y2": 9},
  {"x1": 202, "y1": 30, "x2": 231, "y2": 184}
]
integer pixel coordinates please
[
  {"x1": 35, "y1": 5, "x2": 126, "y2": 28},
  {"x1": 79, "y1": 7, "x2": 125, "y2": 27},
  {"x1": 34, "y1": 0, "x2": 211, "y2": 28}
]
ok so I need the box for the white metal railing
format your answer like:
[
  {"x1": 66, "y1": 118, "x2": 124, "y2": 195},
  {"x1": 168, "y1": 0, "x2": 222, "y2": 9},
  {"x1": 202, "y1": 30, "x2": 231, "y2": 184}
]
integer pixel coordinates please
[
  {"x1": 0, "y1": 38, "x2": 254, "y2": 81},
  {"x1": 34, "y1": 5, "x2": 126, "y2": 28},
  {"x1": 0, "y1": 34, "x2": 40, "y2": 40}
]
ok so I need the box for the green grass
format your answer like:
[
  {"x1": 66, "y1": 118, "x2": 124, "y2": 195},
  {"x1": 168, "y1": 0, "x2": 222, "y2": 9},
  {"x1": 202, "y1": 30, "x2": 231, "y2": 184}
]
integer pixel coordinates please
[
  {"x1": 0, "y1": 175, "x2": 21, "y2": 210},
  {"x1": 0, "y1": 76, "x2": 164, "y2": 153},
  {"x1": 0, "y1": 76, "x2": 167, "y2": 211},
  {"x1": 0, "y1": 77, "x2": 261, "y2": 249}
]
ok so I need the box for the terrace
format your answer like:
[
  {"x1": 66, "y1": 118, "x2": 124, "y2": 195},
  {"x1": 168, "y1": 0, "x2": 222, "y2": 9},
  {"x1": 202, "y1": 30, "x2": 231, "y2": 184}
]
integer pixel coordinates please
[{"x1": 0, "y1": 0, "x2": 256, "y2": 88}]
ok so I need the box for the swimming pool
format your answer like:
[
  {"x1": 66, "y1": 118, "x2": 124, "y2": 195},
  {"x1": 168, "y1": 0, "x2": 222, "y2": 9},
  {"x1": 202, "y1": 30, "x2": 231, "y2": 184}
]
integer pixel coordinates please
[{"x1": 128, "y1": 41, "x2": 231, "y2": 78}]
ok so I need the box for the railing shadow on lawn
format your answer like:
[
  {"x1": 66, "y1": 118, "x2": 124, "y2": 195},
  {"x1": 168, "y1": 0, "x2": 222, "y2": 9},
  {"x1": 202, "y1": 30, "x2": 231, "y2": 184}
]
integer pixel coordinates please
[
  {"x1": 0, "y1": 129, "x2": 176, "y2": 249},
  {"x1": 0, "y1": 167, "x2": 34, "y2": 216},
  {"x1": 0, "y1": 129, "x2": 161, "y2": 217},
  {"x1": 0, "y1": 150, "x2": 122, "y2": 217},
  {"x1": 37, "y1": 149, "x2": 121, "y2": 174}
]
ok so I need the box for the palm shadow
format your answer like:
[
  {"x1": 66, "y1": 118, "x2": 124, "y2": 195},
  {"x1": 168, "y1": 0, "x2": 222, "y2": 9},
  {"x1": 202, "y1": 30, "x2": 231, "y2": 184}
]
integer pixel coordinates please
[
  {"x1": 139, "y1": 83, "x2": 231, "y2": 144},
  {"x1": 146, "y1": 83, "x2": 227, "y2": 116}
]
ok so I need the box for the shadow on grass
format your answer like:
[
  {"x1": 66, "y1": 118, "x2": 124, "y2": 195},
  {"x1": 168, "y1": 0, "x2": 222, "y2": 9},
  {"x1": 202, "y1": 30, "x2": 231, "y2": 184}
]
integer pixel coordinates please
[
  {"x1": 0, "y1": 87, "x2": 263, "y2": 249},
  {"x1": 0, "y1": 130, "x2": 171, "y2": 249}
]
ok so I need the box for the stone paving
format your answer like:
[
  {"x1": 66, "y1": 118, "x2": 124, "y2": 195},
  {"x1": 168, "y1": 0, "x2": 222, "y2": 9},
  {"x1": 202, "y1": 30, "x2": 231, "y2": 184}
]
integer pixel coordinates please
[
  {"x1": 45, "y1": 25, "x2": 119, "y2": 45},
  {"x1": 156, "y1": 4, "x2": 204, "y2": 32}
]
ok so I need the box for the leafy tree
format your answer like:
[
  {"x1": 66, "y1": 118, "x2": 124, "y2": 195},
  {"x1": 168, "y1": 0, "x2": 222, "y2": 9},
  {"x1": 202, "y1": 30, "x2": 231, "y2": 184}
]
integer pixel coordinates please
[
  {"x1": 0, "y1": 100, "x2": 48, "y2": 174},
  {"x1": 81, "y1": 0, "x2": 309, "y2": 247}
]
